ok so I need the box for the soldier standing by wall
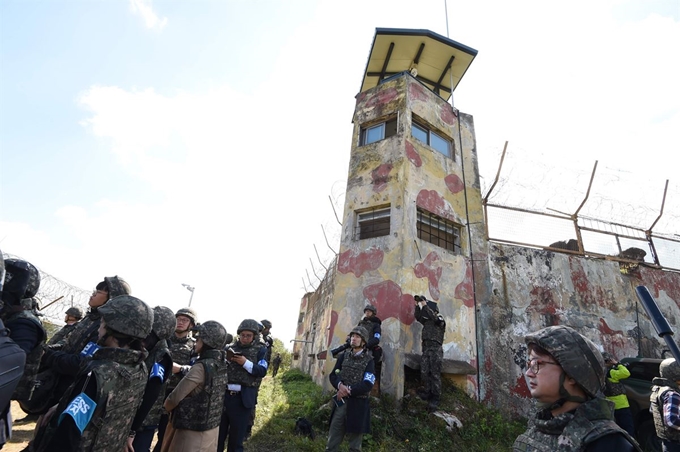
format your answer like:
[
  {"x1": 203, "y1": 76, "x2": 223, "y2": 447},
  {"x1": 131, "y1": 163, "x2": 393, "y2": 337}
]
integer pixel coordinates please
[
  {"x1": 325, "y1": 325, "x2": 375, "y2": 452},
  {"x1": 513, "y1": 325, "x2": 641, "y2": 451},
  {"x1": 271, "y1": 353, "x2": 282, "y2": 377},
  {"x1": 602, "y1": 352, "x2": 636, "y2": 437},
  {"x1": 217, "y1": 318, "x2": 268, "y2": 452},
  {"x1": 414, "y1": 295, "x2": 445, "y2": 411},
  {"x1": 161, "y1": 321, "x2": 229, "y2": 452},
  {"x1": 33, "y1": 295, "x2": 153, "y2": 451},
  {"x1": 651, "y1": 358, "x2": 680, "y2": 452},
  {"x1": 357, "y1": 304, "x2": 382, "y2": 396},
  {"x1": 47, "y1": 307, "x2": 83, "y2": 346},
  {"x1": 153, "y1": 307, "x2": 197, "y2": 452}
]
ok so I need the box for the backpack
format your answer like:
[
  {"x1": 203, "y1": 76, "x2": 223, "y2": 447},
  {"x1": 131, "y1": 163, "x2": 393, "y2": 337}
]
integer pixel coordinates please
[{"x1": 0, "y1": 319, "x2": 25, "y2": 414}]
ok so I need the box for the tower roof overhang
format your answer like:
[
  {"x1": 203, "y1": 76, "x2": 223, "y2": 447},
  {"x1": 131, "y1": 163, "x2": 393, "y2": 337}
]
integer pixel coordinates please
[{"x1": 359, "y1": 28, "x2": 478, "y2": 101}]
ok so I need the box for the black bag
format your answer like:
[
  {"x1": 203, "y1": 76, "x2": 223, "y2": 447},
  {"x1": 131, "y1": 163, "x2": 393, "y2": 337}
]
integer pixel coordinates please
[
  {"x1": 0, "y1": 320, "x2": 25, "y2": 414},
  {"x1": 294, "y1": 417, "x2": 315, "y2": 439},
  {"x1": 17, "y1": 368, "x2": 62, "y2": 415}
]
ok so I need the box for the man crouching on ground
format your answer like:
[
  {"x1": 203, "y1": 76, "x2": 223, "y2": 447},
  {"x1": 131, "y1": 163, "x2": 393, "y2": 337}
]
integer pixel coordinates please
[{"x1": 325, "y1": 326, "x2": 375, "y2": 452}]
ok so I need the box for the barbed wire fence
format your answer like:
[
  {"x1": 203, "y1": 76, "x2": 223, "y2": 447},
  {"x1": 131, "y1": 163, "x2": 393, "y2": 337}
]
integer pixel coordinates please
[
  {"x1": 480, "y1": 143, "x2": 680, "y2": 270},
  {"x1": 2, "y1": 252, "x2": 90, "y2": 327}
]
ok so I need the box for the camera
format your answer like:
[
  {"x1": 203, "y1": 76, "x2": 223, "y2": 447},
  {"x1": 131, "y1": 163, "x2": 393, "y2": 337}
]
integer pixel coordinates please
[{"x1": 330, "y1": 342, "x2": 351, "y2": 358}]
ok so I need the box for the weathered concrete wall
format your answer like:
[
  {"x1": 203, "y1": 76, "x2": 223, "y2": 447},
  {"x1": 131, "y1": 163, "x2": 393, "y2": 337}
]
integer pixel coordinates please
[
  {"x1": 306, "y1": 73, "x2": 483, "y2": 398},
  {"x1": 478, "y1": 242, "x2": 680, "y2": 416}
]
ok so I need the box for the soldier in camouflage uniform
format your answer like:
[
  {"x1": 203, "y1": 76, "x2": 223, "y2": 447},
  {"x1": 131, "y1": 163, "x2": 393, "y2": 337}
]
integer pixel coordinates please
[
  {"x1": 128, "y1": 306, "x2": 176, "y2": 452},
  {"x1": 357, "y1": 304, "x2": 382, "y2": 396},
  {"x1": 34, "y1": 295, "x2": 153, "y2": 452},
  {"x1": 217, "y1": 318, "x2": 269, "y2": 452},
  {"x1": 650, "y1": 358, "x2": 680, "y2": 452},
  {"x1": 153, "y1": 307, "x2": 197, "y2": 452},
  {"x1": 161, "y1": 320, "x2": 229, "y2": 452},
  {"x1": 47, "y1": 307, "x2": 83, "y2": 346},
  {"x1": 325, "y1": 325, "x2": 375, "y2": 452},
  {"x1": 0, "y1": 259, "x2": 46, "y2": 403},
  {"x1": 414, "y1": 295, "x2": 445, "y2": 410},
  {"x1": 513, "y1": 325, "x2": 642, "y2": 452}
]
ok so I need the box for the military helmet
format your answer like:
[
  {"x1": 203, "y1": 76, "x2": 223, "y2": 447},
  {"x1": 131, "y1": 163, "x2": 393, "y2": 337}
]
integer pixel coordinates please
[
  {"x1": 350, "y1": 325, "x2": 369, "y2": 344},
  {"x1": 98, "y1": 295, "x2": 153, "y2": 340},
  {"x1": 175, "y1": 307, "x2": 198, "y2": 324},
  {"x1": 152, "y1": 306, "x2": 177, "y2": 341},
  {"x1": 525, "y1": 325, "x2": 605, "y2": 398},
  {"x1": 104, "y1": 276, "x2": 131, "y2": 298},
  {"x1": 4, "y1": 258, "x2": 41, "y2": 300},
  {"x1": 660, "y1": 358, "x2": 680, "y2": 381},
  {"x1": 364, "y1": 304, "x2": 377, "y2": 315},
  {"x1": 193, "y1": 321, "x2": 228, "y2": 349},
  {"x1": 65, "y1": 306, "x2": 83, "y2": 320},
  {"x1": 261, "y1": 319, "x2": 272, "y2": 329},
  {"x1": 237, "y1": 318, "x2": 261, "y2": 334}
]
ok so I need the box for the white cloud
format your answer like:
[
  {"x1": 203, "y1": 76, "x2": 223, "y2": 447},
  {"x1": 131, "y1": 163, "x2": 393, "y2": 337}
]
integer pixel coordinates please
[{"x1": 129, "y1": 0, "x2": 167, "y2": 30}]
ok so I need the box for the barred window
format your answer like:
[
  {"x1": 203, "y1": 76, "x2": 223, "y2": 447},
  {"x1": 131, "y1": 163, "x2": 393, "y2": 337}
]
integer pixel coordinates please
[
  {"x1": 417, "y1": 208, "x2": 461, "y2": 253},
  {"x1": 355, "y1": 206, "x2": 391, "y2": 240}
]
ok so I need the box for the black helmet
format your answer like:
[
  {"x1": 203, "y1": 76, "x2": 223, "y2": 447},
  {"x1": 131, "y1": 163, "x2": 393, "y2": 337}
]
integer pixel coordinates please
[
  {"x1": 193, "y1": 321, "x2": 228, "y2": 349},
  {"x1": 98, "y1": 295, "x2": 153, "y2": 340},
  {"x1": 65, "y1": 306, "x2": 83, "y2": 320},
  {"x1": 152, "y1": 306, "x2": 177, "y2": 341},
  {"x1": 364, "y1": 304, "x2": 377, "y2": 315},
  {"x1": 175, "y1": 307, "x2": 198, "y2": 324},
  {"x1": 525, "y1": 325, "x2": 605, "y2": 400},
  {"x1": 237, "y1": 318, "x2": 261, "y2": 335},
  {"x1": 3, "y1": 258, "x2": 41, "y2": 301},
  {"x1": 261, "y1": 319, "x2": 272, "y2": 329}
]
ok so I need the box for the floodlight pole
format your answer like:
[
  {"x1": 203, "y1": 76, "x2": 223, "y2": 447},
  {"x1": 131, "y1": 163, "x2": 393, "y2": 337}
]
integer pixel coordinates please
[{"x1": 181, "y1": 283, "x2": 195, "y2": 307}]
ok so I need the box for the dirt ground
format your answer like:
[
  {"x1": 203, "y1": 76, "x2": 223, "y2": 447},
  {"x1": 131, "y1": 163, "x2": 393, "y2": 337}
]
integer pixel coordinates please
[{"x1": 4, "y1": 401, "x2": 158, "y2": 451}]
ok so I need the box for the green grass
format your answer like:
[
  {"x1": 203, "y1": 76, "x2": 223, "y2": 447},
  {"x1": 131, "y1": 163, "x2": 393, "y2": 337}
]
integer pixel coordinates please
[{"x1": 247, "y1": 367, "x2": 526, "y2": 452}]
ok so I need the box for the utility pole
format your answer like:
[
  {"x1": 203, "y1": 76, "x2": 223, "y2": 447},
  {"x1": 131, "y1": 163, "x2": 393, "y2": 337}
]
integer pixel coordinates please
[{"x1": 181, "y1": 283, "x2": 195, "y2": 307}]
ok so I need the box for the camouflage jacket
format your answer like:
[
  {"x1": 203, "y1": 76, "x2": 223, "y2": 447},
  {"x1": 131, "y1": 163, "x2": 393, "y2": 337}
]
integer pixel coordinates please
[
  {"x1": 167, "y1": 334, "x2": 195, "y2": 391},
  {"x1": 651, "y1": 378, "x2": 680, "y2": 443},
  {"x1": 140, "y1": 339, "x2": 172, "y2": 428},
  {"x1": 415, "y1": 304, "x2": 445, "y2": 346},
  {"x1": 6, "y1": 309, "x2": 46, "y2": 401},
  {"x1": 513, "y1": 397, "x2": 641, "y2": 451},
  {"x1": 227, "y1": 341, "x2": 264, "y2": 387},
  {"x1": 37, "y1": 347, "x2": 148, "y2": 452},
  {"x1": 47, "y1": 323, "x2": 78, "y2": 346},
  {"x1": 59, "y1": 309, "x2": 102, "y2": 355},
  {"x1": 172, "y1": 349, "x2": 228, "y2": 431}
]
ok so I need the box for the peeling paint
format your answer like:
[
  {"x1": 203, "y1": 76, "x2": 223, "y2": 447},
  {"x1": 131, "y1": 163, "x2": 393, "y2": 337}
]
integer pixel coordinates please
[
  {"x1": 409, "y1": 82, "x2": 429, "y2": 102},
  {"x1": 414, "y1": 251, "x2": 443, "y2": 300},
  {"x1": 405, "y1": 140, "x2": 422, "y2": 167},
  {"x1": 416, "y1": 189, "x2": 456, "y2": 222},
  {"x1": 363, "y1": 280, "x2": 416, "y2": 326},
  {"x1": 337, "y1": 247, "x2": 384, "y2": 277},
  {"x1": 444, "y1": 173, "x2": 464, "y2": 194},
  {"x1": 371, "y1": 163, "x2": 393, "y2": 193},
  {"x1": 454, "y1": 262, "x2": 475, "y2": 308}
]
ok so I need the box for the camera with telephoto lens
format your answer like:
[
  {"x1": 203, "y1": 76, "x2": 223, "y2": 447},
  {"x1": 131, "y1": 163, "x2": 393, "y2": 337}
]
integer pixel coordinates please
[{"x1": 330, "y1": 342, "x2": 351, "y2": 358}]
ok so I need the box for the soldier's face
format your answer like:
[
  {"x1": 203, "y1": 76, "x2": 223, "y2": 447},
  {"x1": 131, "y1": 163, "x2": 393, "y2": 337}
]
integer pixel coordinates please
[
  {"x1": 175, "y1": 315, "x2": 192, "y2": 333},
  {"x1": 364, "y1": 310, "x2": 373, "y2": 318},
  {"x1": 89, "y1": 289, "x2": 108, "y2": 308},
  {"x1": 350, "y1": 333, "x2": 364, "y2": 348},
  {"x1": 525, "y1": 350, "x2": 563, "y2": 404},
  {"x1": 239, "y1": 331, "x2": 255, "y2": 345}
]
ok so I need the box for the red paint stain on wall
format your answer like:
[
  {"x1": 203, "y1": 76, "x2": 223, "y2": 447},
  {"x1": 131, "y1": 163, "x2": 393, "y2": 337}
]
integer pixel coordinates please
[
  {"x1": 363, "y1": 280, "x2": 416, "y2": 326},
  {"x1": 444, "y1": 174, "x2": 464, "y2": 194},
  {"x1": 455, "y1": 263, "x2": 475, "y2": 308},
  {"x1": 409, "y1": 83, "x2": 429, "y2": 102},
  {"x1": 527, "y1": 286, "x2": 560, "y2": 324},
  {"x1": 338, "y1": 248, "x2": 384, "y2": 277},
  {"x1": 416, "y1": 189, "x2": 455, "y2": 222},
  {"x1": 414, "y1": 251, "x2": 443, "y2": 300},
  {"x1": 440, "y1": 104, "x2": 456, "y2": 125},
  {"x1": 363, "y1": 87, "x2": 399, "y2": 108},
  {"x1": 406, "y1": 140, "x2": 422, "y2": 167},
  {"x1": 328, "y1": 310, "x2": 339, "y2": 346},
  {"x1": 598, "y1": 318, "x2": 626, "y2": 350},
  {"x1": 511, "y1": 374, "x2": 531, "y2": 398},
  {"x1": 371, "y1": 163, "x2": 393, "y2": 193},
  {"x1": 639, "y1": 267, "x2": 680, "y2": 309}
]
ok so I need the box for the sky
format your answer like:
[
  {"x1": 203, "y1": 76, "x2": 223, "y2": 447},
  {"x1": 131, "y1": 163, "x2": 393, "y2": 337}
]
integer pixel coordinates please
[{"x1": 1, "y1": 0, "x2": 679, "y2": 347}]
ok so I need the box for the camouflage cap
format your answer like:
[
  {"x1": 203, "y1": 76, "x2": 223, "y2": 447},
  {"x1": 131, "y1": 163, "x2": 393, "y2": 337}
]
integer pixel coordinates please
[
  {"x1": 525, "y1": 325, "x2": 605, "y2": 398},
  {"x1": 237, "y1": 318, "x2": 261, "y2": 334},
  {"x1": 4, "y1": 258, "x2": 41, "y2": 300},
  {"x1": 65, "y1": 306, "x2": 83, "y2": 320},
  {"x1": 660, "y1": 358, "x2": 680, "y2": 381},
  {"x1": 260, "y1": 319, "x2": 272, "y2": 329},
  {"x1": 152, "y1": 306, "x2": 177, "y2": 341},
  {"x1": 193, "y1": 320, "x2": 228, "y2": 349},
  {"x1": 98, "y1": 295, "x2": 154, "y2": 340},
  {"x1": 175, "y1": 307, "x2": 198, "y2": 324},
  {"x1": 350, "y1": 325, "x2": 369, "y2": 344},
  {"x1": 364, "y1": 304, "x2": 377, "y2": 315},
  {"x1": 104, "y1": 276, "x2": 131, "y2": 298}
]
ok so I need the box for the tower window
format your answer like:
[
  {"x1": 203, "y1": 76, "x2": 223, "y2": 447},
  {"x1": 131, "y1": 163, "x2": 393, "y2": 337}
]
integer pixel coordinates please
[
  {"x1": 417, "y1": 208, "x2": 461, "y2": 253},
  {"x1": 360, "y1": 118, "x2": 397, "y2": 146},
  {"x1": 412, "y1": 120, "x2": 452, "y2": 158},
  {"x1": 355, "y1": 206, "x2": 391, "y2": 240}
]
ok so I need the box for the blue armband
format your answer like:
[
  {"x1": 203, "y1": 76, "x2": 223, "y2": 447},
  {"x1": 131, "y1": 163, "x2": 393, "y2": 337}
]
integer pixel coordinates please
[
  {"x1": 58, "y1": 393, "x2": 97, "y2": 433},
  {"x1": 363, "y1": 372, "x2": 376, "y2": 384},
  {"x1": 150, "y1": 362, "x2": 165, "y2": 381},
  {"x1": 80, "y1": 342, "x2": 100, "y2": 357}
]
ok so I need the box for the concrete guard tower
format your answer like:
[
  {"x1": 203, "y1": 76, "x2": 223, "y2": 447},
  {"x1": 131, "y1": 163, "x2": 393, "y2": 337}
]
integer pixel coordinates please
[{"x1": 300, "y1": 28, "x2": 487, "y2": 401}]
